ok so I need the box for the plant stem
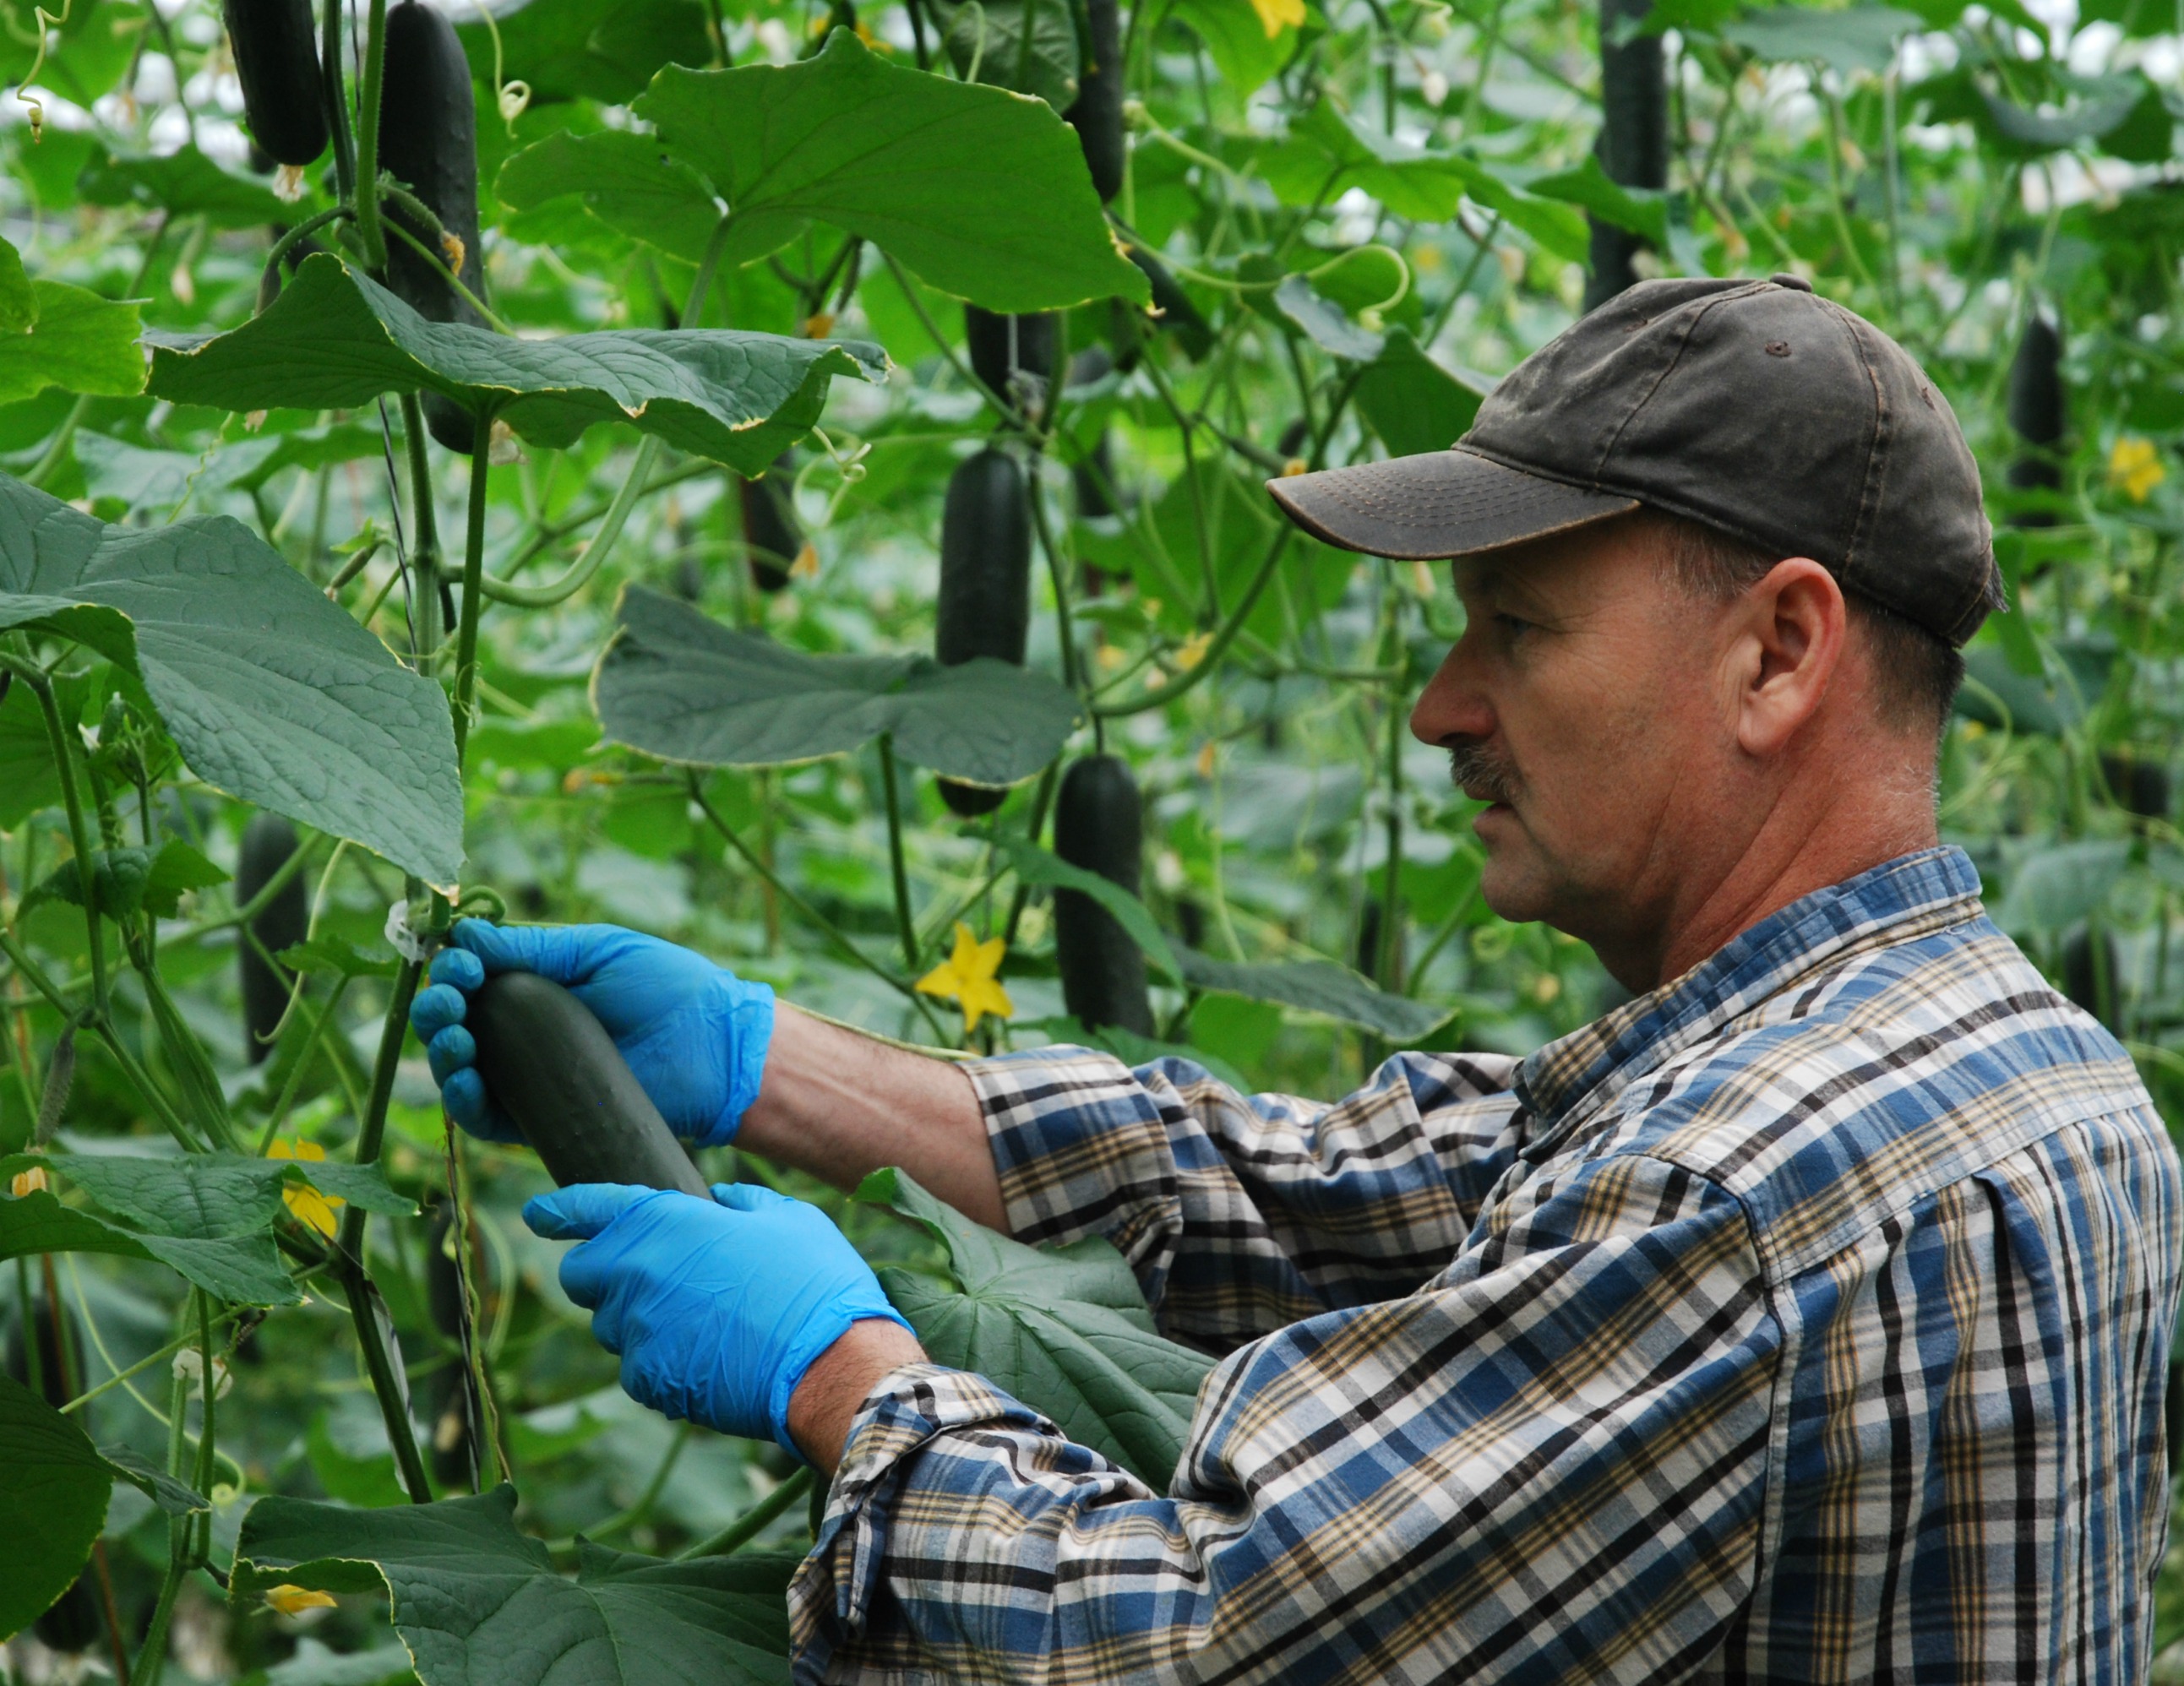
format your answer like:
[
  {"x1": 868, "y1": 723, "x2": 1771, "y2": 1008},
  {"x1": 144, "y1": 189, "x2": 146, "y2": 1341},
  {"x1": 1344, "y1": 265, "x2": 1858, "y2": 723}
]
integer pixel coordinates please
[
  {"x1": 131, "y1": 1330, "x2": 196, "y2": 1686},
  {"x1": 1026, "y1": 461, "x2": 1082, "y2": 693},
  {"x1": 677, "y1": 1466, "x2": 814, "y2": 1558},
  {"x1": 354, "y1": 0, "x2": 390, "y2": 269},
  {"x1": 15, "y1": 664, "x2": 108, "y2": 1010},
  {"x1": 1092, "y1": 530, "x2": 1291, "y2": 718},
  {"x1": 478, "y1": 435, "x2": 661, "y2": 608},
  {"x1": 451, "y1": 418, "x2": 494, "y2": 764},
  {"x1": 876, "y1": 735, "x2": 920, "y2": 972}
]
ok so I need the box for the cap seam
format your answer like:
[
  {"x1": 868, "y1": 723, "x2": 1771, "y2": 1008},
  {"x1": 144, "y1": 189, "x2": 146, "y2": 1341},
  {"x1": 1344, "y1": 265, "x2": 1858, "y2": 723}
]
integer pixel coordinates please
[
  {"x1": 1591, "y1": 282, "x2": 1780, "y2": 482},
  {"x1": 1838, "y1": 305, "x2": 1893, "y2": 586}
]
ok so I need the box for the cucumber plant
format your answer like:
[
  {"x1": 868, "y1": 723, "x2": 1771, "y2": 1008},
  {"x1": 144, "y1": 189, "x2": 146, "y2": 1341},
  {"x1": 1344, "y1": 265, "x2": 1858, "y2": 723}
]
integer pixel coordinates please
[{"x1": 0, "y1": 0, "x2": 2179, "y2": 1675}]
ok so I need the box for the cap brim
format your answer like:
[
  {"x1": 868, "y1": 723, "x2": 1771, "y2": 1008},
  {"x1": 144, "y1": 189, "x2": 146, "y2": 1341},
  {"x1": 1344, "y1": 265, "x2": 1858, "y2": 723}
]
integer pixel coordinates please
[{"x1": 1266, "y1": 448, "x2": 1640, "y2": 561}]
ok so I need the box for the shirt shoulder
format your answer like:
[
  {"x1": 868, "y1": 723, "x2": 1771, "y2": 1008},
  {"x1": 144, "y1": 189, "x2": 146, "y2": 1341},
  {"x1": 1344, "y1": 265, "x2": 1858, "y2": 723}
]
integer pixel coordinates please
[{"x1": 1568, "y1": 915, "x2": 2164, "y2": 1280}]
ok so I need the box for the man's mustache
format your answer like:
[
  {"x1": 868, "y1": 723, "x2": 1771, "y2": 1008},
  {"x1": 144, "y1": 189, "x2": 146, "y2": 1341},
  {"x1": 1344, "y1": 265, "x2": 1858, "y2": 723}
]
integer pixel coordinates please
[{"x1": 1447, "y1": 741, "x2": 1519, "y2": 806}]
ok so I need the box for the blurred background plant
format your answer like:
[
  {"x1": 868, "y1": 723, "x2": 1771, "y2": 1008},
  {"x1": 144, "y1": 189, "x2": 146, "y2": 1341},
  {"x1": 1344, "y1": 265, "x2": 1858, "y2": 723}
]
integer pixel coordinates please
[{"x1": 3, "y1": 0, "x2": 2183, "y2": 1675}]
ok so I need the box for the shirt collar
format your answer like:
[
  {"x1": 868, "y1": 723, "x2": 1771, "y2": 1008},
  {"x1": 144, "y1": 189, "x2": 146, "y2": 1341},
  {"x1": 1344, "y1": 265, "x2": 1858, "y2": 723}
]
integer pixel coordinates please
[{"x1": 1511, "y1": 846, "x2": 1985, "y2": 1154}]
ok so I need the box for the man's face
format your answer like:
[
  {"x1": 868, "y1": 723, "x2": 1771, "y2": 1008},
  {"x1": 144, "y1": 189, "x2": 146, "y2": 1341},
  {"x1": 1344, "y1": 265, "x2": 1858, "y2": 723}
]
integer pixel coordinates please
[{"x1": 1410, "y1": 521, "x2": 1735, "y2": 950}]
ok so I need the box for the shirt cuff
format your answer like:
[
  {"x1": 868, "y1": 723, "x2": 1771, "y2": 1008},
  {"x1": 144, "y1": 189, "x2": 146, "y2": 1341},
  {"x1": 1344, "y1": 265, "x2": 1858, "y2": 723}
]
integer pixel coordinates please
[
  {"x1": 966, "y1": 1047, "x2": 1184, "y2": 1273},
  {"x1": 787, "y1": 1362, "x2": 1061, "y2": 1678}
]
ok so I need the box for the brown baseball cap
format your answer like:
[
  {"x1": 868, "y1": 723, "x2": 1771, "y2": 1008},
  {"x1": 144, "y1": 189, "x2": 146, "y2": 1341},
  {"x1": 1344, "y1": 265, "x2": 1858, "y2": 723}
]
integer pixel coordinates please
[{"x1": 1268, "y1": 275, "x2": 2002, "y2": 647}]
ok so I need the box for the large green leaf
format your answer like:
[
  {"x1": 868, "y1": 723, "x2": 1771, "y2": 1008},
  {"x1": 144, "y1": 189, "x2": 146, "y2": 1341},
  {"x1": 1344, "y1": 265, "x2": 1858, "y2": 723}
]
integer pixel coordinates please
[
  {"x1": 1353, "y1": 329, "x2": 1490, "y2": 458},
  {"x1": 594, "y1": 585, "x2": 1082, "y2": 787},
  {"x1": 0, "y1": 470, "x2": 464, "y2": 884},
  {"x1": 1254, "y1": 105, "x2": 1588, "y2": 262},
  {"x1": 1524, "y1": 154, "x2": 1670, "y2": 246},
  {"x1": 78, "y1": 144, "x2": 290, "y2": 227},
  {"x1": 145, "y1": 255, "x2": 885, "y2": 474},
  {"x1": 495, "y1": 131, "x2": 723, "y2": 267},
  {"x1": 0, "y1": 279, "x2": 144, "y2": 405},
  {"x1": 1172, "y1": 0, "x2": 1297, "y2": 95},
  {"x1": 1179, "y1": 949, "x2": 1454, "y2": 1041},
  {"x1": 77, "y1": 424, "x2": 388, "y2": 519},
  {"x1": 858, "y1": 1168, "x2": 1214, "y2": 1487},
  {"x1": 230, "y1": 1486, "x2": 796, "y2": 1686},
  {"x1": 934, "y1": 0, "x2": 1081, "y2": 109},
  {"x1": 460, "y1": 0, "x2": 712, "y2": 104},
  {"x1": 1720, "y1": 4, "x2": 1922, "y2": 73},
  {"x1": 0, "y1": 1373, "x2": 111, "y2": 1642},
  {"x1": 629, "y1": 30, "x2": 1148, "y2": 311},
  {"x1": 3, "y1": 1154, "x2": 297, "y2": 1304}
]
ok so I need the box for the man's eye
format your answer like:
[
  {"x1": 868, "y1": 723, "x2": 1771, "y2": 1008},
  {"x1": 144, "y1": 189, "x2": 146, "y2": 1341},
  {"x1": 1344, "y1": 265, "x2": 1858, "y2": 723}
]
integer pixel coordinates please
[{"x1": 1495, "y1": 613, "x2": 1533, "y2": 635}]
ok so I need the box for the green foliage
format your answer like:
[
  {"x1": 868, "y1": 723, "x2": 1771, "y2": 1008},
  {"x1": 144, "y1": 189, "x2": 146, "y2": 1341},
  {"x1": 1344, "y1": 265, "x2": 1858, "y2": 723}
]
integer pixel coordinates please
[
  {"x1": 858, "y1": 1168, "x2": 1214, "y2": 1484},
  {"x1": 595, "y1": 585, "x2": 1081, "y2": 786},
  {"x1": 0, "y1": 0, "x2": 2179, "y2": 1671},
  {"x1": 635, "y1": 32, "x2": 1151, "y2": 309},
  {"x1": 0, "y1": 1373, "x2": 111, "y2": 1640},
  {"x1": 148, "y1": 257, "x2": 888, "y2": 471},
  {"x1": 231, "y1": 1486, "x2": 798, "y2": 1683}
]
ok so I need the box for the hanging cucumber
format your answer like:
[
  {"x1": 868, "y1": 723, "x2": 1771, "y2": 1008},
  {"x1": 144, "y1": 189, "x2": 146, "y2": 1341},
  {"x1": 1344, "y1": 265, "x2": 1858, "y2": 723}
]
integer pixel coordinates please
[
  {"x1": 2007, "y1": 311, "x2": 2065, "y2": 525},
  {"x1": 2061, "y1": 922, "x2": 2123, "y2": 1034},
  {"x1": 225, "y1": 0, "x2": 330, "y2": 167},
  {"x1": 1067, "y1": 347, "x2": 1118, "y2": 522},
  {"x1": 1053, "y1": 754, "x2": 1155, "y2": 1036},
  {"x1": 965, "y1": 307, "x2": 1058, "y2": 411},
  {"x1": 934, "y1": 447, "x2": 1032, "y2": 818},
  {"x1": 1064, "y1": 0, "x2": 1125, "y2": 203},
  {"x1": 237, "y1": 813, "x2": 308, "y2": 1066},
  {"x1": 1586, "y1": 0, "x2": 1666, "y2": 311},
  {"x1": 2099, "y1": 748, "x2": 2167, "y2": 824},
  {"x1": 1121, "y1": 241, "x2": 1213, "y2": 362},
  {"x1": 379, "y1": 0, "x2": 487, "y2": 454},
  {"x1": 741, "y1": 454, "x2": 803, "y2": 594},
  {"x1": 466, "y1": 972, "x2": 712, "y2": 1197},
  {"x1": 424, "y1": 1202, "x2": 478, "y2": 1488}
]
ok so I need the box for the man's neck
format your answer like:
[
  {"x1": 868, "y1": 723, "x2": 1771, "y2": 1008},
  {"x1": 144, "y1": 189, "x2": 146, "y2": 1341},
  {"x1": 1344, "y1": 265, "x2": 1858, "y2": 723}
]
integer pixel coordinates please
[{"x1": 1607, "y1": 752, "x2": 1941, "y2": 993}]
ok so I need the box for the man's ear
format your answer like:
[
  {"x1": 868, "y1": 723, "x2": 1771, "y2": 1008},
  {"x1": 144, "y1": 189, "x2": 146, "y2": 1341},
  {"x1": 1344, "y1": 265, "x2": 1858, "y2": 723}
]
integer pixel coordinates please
[{"x1": 1731, "y1": 557, "x2": 1846, "y2": 757}]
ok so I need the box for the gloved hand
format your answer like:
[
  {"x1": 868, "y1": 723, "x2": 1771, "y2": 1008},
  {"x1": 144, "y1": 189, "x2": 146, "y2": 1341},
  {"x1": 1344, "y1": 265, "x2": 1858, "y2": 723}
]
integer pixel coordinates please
[
  {"x1": 524, "y1": 1182, "x2": 915, "y2": 1455},
  {"x1": 409, "y1": 920, "x2": 774, "y2": 1147}
]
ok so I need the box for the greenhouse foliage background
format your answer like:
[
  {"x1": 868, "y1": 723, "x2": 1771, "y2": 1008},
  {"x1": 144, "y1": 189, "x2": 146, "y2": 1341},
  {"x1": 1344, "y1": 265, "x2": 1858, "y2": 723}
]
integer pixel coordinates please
[{"x1": 0, "y1": 0, "x2": 2179, "y2": 1672}]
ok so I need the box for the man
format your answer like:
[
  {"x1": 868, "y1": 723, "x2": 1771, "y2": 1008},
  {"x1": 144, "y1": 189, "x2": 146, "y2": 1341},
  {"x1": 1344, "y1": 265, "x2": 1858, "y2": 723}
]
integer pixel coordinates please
[{"x1": 412, "y1": 275, "x2": 2181, "y2": 1682}]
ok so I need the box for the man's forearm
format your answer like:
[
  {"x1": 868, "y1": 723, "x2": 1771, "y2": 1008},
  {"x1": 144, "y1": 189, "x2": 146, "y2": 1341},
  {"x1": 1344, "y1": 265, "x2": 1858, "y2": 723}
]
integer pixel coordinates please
[{"x1": 737, "y1": 1004, "x2": 1005, "y2": 1230}]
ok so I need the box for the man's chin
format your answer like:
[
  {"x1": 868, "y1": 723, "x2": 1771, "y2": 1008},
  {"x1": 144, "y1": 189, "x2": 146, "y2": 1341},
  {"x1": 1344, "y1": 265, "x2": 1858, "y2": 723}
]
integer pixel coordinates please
[{"x1": 1473, "y1": 825, "x2": 1559, "y2": 928}]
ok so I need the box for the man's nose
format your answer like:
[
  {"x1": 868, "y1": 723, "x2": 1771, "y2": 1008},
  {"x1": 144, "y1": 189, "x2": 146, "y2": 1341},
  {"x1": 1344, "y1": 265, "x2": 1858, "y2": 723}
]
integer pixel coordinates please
[{"x1": 1410, "y1": 639, "x2": 1493, "y2": 747}]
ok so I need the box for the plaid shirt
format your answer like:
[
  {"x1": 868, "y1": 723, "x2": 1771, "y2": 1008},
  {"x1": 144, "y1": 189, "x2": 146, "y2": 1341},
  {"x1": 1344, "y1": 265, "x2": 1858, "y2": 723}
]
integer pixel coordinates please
[{"x1": 789, "y1": 848, "x2": 2182, "y2": 1683}]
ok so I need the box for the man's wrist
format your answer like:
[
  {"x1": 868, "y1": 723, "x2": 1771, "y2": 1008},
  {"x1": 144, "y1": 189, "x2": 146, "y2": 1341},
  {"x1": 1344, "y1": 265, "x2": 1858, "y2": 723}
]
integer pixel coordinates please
[{"x1": 786, "y1": 1318, "x2": 928, "y2": 1477}]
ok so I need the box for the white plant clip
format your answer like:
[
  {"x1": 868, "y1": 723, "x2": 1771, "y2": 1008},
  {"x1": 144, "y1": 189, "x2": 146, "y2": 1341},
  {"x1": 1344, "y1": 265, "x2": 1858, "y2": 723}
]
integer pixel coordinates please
[{"x1": 384, "y1": 900, "x2": 433, "y2": 965}]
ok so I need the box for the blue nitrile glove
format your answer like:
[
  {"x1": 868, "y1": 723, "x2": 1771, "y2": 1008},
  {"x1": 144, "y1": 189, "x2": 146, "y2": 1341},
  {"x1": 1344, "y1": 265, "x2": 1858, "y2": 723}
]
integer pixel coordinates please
[
  {"x1": 409, "y1": 920, "x2": 774, "y2": 1148},
  {"x1": 523, "y1": 1182, "x2": 914, "y2": 1455}
]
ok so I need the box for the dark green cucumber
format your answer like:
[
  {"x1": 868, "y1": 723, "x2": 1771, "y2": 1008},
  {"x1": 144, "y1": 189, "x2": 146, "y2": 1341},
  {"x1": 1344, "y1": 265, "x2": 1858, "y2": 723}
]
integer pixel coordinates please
[
  {"x1": 424, "y1": 1202, "x2": 477, "y2": 1488},
  {"x1": 1053, "y1": 754, "x2": 1154, "y2": 1036},
  {"x1": 2099, "y1": 749, "x2": 2168, "y2": 823},
  {"x1": 226, "y1": 0, "x2": 329, "y2": 166},
  {"x1": 965, "y1": 307, "x2": 1058, "y2": 409},
  {"x1": 741, "y1": 453, "x2": 802, "y2": 594},
  {"x1": 2007, "y1": 313, "x2": 2065, "y2": 525},
  {"x1": 935, "y1": 447, "x2": 1032, "y2": 817},
  {"x1": 237, "y1": 813, "x2": 308, "y2": 1066},
  {"x1": 1585, "y1": 0, "x2": 1666, "y2": 311},
  {"x1": 2061, "y1": 923, "x2": 2123, "y2": 1033},
  {"x1": 467, "y1": 971, "x2": 711, "y2": 1197},
  {"x1": 380, "y1": 0, "x2": 487, "y2": 454},
  {"x1": 1068, "y1": 348, "x2": 1118, "y2": 522},
  {"x1": 1063, "y1": 0, "x2": 1124, "y2": 202},
  {"x1": 1124, "y1": 242, "x2": 1213, "y2": 362}
]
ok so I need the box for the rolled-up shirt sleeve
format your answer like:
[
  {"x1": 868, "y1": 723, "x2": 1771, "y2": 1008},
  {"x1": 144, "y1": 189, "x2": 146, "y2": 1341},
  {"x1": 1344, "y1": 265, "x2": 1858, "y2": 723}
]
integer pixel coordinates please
[
  {"x1": 971, "y1": 1047, "x2": 1528, "y2": 1352},
  {"x1": 789, "y1": 1150, "x2": 1780, "y2": 1685}
]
